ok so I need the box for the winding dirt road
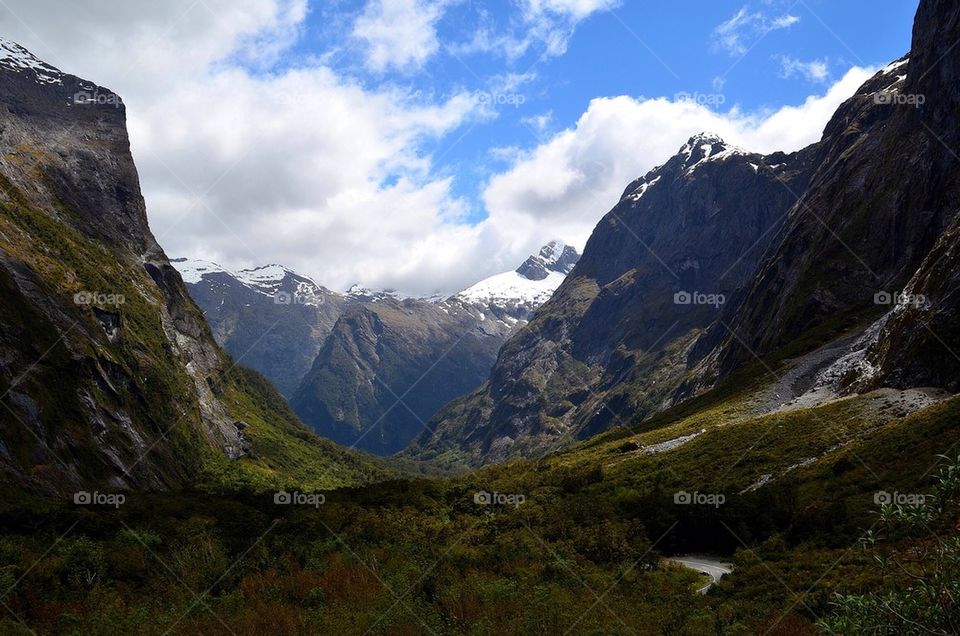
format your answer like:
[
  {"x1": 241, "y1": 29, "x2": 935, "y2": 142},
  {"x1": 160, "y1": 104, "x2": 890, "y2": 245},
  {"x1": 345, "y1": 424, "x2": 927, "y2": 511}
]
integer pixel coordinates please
[{"x1": 667, "y1": 556, "x2": 734, "y2": 594}]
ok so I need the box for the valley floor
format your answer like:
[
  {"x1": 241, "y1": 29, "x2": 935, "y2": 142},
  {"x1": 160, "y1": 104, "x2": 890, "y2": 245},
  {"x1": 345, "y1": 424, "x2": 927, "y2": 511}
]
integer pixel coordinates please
[{"x1": 0, "y1": 375, "x2": 957, "y2": 634}]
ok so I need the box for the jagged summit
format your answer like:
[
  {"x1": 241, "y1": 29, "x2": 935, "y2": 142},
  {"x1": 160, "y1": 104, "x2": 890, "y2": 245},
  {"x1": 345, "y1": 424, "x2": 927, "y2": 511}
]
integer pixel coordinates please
[
  {"x1": 515, "y1": 239, "x2": 579, "y2": 280},
  {"x1": 457, "y1": 241, "x2": 580, "y2": 309},
  {"x1": 678, "y1": 132, "x2": 748, "y2": 170},
  {"x1": 622, "y1": 132, "x2": 753, "y2": 202},
  {"x1": 686, "y1": 131, "x2": 726, "y2": 145}
]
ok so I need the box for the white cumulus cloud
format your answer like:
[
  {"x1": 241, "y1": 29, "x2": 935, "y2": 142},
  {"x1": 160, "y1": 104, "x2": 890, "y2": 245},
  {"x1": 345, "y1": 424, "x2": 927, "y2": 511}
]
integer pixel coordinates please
[
  {"x1": 0, "y1": 0, "x2": 877, "y2": 296},
  {"x1": 352, "y1": 0, "x2": 447, "y2": 73}
]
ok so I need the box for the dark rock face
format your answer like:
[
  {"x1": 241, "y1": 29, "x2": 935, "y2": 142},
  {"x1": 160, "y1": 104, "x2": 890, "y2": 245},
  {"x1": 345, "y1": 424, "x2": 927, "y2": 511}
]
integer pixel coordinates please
[
  {"x1": 0, "y1": 39, "x2": 154, "y2": 255},
  {"x1": 413, "y1": 0, "x2": 960, "y2": 468},
  {"x1": 851, "y1": 213, "x2": 960, "y2": 393},
  {"x1": 409, "y1": 135, "x2": 815, "y2": 466},
  {"x1": 708, "y1": 0, "x2": 960, "y2": 384}
]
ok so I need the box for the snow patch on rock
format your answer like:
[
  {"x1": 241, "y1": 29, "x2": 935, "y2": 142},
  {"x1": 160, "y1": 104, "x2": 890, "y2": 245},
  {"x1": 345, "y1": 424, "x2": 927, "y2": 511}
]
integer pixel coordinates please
[
  {"x1": 171, "y1": 258, "x2": 228, "y2": 284},
  {"x1": 0, "y1": 37, "x2": 64, "y2": 85}
]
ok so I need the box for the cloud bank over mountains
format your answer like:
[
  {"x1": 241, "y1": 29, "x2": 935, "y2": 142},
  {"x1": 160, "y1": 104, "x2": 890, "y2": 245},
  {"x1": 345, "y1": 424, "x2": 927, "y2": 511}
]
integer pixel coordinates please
[{"x1": 0, "y1": 0, "x2": 874, "y2": 295}]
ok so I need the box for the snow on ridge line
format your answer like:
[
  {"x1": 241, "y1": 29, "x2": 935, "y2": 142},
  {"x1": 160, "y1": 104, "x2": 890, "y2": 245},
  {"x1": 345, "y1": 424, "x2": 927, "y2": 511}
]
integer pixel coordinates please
[
  {"x1": 235, "y1": 264, "x2": 294, "y2": 287},
  {"x1": 456, "y1": 270, "x2": 566, "y2": 307},
  {"x1": 175, "y1": 239, "x2": 575, "y2": 305},
  {"x1": 0, "y1": 37, "x2": 64, "y2": 85},
  {"x1": 627, "y1": 175, "x2": 661, "y2": 201},
  {"x1": 880, "y1": 58, "x2": 909, "y2": 75},
  {"x1": 676, "y1": 133, "x2": 751, "y2": 175},
  {"x1": 171, "y1": 258, "x2": 228, "y2": 284},
  {"x1": 172, "y1": 258, "x2": 307, "y2": 293}
]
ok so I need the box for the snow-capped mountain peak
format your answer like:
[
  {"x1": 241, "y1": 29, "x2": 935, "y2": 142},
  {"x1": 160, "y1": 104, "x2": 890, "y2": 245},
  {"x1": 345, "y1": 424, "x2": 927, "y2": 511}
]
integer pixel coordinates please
[
  {"x1": 515, "y1": 239, "x2": 580, "y2": 281},
  {"x1": 455, "y1": 241, "x2": 580, "y2": 313},
  {"x1": 0, "y1": 37, "x2": 63, "y2": 85},
  {"x1": 539, "y1": 239, "x2": 568, "y2": 263},
  {"x1": 171, "y1": 258, "x2": 330, "y2": 305},
  {"x1": 678, "y1": 132, "x2": 748, "y2": 173},
  {"x1": 234, "y1": 264, "x2": 297, "y2": 292},
  {"x1": 171, "y1": 257, "x2": 229, "y2": 284}
]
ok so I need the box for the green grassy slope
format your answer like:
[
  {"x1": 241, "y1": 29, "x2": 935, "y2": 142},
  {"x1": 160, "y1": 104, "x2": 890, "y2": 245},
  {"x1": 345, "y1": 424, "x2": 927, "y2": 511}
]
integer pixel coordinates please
[{"x1": 202, "y1": 366, "x2": 389, "y2": 492}]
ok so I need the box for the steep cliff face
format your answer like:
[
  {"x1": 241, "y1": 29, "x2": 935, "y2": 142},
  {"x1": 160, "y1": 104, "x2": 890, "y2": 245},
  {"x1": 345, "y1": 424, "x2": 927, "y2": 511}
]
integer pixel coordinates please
[
  {"x1": 0, "y1": 39, "x2": 380, "y2": 492},
  {"x1": 409, "y1": 135, "x2": 816, "y2": 466},
  {"x1": 848, "y1": 212, "x2": 960, "y2": 393},
  {"x1": 706, "y1": 0, "x2": 960, "y2": 388}
]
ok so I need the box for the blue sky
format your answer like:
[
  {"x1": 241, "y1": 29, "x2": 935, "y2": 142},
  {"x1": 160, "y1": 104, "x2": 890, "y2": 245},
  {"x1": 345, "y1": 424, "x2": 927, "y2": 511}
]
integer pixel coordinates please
[
  {"x1": 0, "y1": 0, "x2": 920, "y2": 294},
  {"x1": 300, "y1": 0, "x2": 917, "y2": 225}
]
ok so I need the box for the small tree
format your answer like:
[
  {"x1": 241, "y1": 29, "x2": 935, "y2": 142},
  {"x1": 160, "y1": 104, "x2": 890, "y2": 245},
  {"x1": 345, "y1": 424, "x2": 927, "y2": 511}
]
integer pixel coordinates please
[{"x1": 819, "y1": 455, "x2": 960, "y2": 635}]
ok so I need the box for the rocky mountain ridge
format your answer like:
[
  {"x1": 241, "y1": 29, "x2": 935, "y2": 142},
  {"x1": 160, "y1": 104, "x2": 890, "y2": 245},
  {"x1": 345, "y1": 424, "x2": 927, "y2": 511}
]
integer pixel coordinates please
[
  {"x1": 411, "y1": 3, "x2": 960, "y2": 468},
  {"x1": 172, "y1": 257, "x2": 346, "y2": 398},
  {"x1": 177, "y1": 243, "x2": 579, "y2": 454},
  {"x1": 408, "y1": 133, "x2": 816, "y2": 466}
]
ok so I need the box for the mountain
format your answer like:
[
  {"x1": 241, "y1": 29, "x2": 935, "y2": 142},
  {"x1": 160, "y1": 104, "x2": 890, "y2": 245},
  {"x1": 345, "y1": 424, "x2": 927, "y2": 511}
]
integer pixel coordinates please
[
  {"x1": 699, "y1": 56, "x2": 955, "y2": 378},
  {"x1": 177, "y1": 242, "x2": 580, "y2": 422},
  {"x1": 456, "y1": 239, "x2": 580, "y2": 322},
  {"x1": 3, "y1": 3, "x2": 960, "y2": 633},
  {"x1": 0, "y1": 38, "x2": 382, "y2": 492},
  {"x1": 288, "y1": 242, "x2": 580, "y2": 454},
  {"x1": 688, "y1": 2, "x2": 960, "y2": 401},
  {"x1": 407, "y1": 134, "x2": 815, "y2": 467},
  {"x1": 412, "y1": 5, "x2": 960, "y2": 468},
  {"x1": 172, "y1": 258, "x2": 346, "y2": 397},
  {"x1": 676, "y1": 2, "x2": 960, "y2": 402}
]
